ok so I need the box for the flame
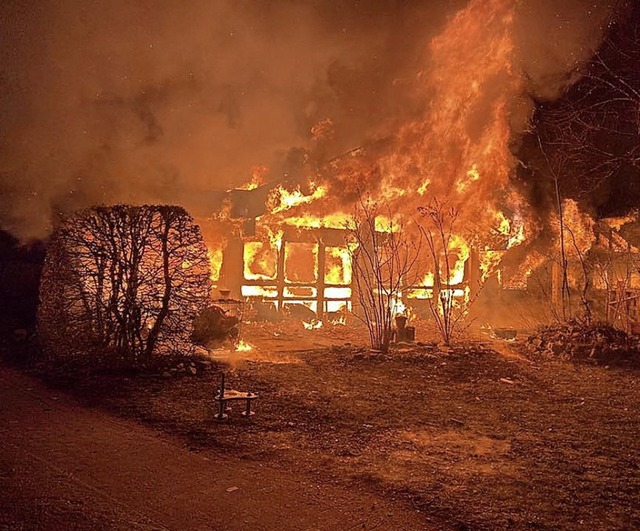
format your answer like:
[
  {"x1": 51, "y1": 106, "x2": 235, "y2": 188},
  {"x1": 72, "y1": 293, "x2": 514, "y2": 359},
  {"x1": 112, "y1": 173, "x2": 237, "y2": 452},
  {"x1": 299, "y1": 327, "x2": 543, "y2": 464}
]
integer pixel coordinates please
[
  {"x1": 368, "y1": 0, "x2": 524, "y2": 237},
  {"x1": 284, "y1": 242, "x2": 318, "y2": 283},
  {"x1": 203, "y1": 0, "x2": 547, "y2": 321},
  {"x1": 557, "y1": 199, "x2": 595, "y2": 257},
  {"x1": 324, "y1": 287, "x2": 351, "y2": 299},
  {"x1": 207, "y1": 248, "x2": 223, "y2": 282},
  {"x1": 245, "y1": 0, "x2": 532, "y2": 285},
  {"x1": 447, "y1": 234, "x2": 470, "y2": 285},
  {"x1": 241, "y1": 285, "x2": 278, "y2": 298},
  {"x1": 236, "y1": 340, "x2": 252, "y2": 352},
  {"x1": 455, "y1": 164, "x2": 481, "y2": 193},
  {"x1": 282, "y1": 212, "x2": 352, "y2": 230},
  {"x1": 417, "y1": 179, "x2": 431, "y2": 196},
  {"x1": 448, "y1": 286, "x2": 471, "y2": 309},
  {"x1": 479, "y1": 250, "x2": 504, "y2": 282},
  {"x1": 269, "y1": 183, "x2": 328, "y2": 214},
  {"x1": 238, "y1": 165, "x2": 268, "y2": 190},
  {"x1": 373, "y1": 215, "x2": 402, "y2": 233},
  {"x1": 507, "y1": 218, "x2": 525, "y2": 249},
  {"x1": 392, "y1": 297, "x2": 407, "y2": 316},
  {"x1": 268, "y1": 228, "x2": 284, "y2": 251},
  {"x1": 244, "y1": 241, "x2": 277, "y2": 280},
  {"x1": 407, "y1": 272, "x2": 435, "y2": 299},
  {"x1": 495, "y1": 211, "x2": 511, "y2": 237},
  {"x1": 242, "y1": 227, "x2": 282, "y2": 281},
  {"x1": 604, "y1": 212, "x2": 637, "y2": 231},
  {"x1": 325, "y1": 247, "x2": 352, "y2": 285},
  {"x1": 503, "y1": 251, "x2": 546, "y2": 289},
  {"x1": 493, "y1": 210, "x2": 526, "y2": 250},
  {"x1": 421, "y1": 272, "x2": 436, "y2": 287}
]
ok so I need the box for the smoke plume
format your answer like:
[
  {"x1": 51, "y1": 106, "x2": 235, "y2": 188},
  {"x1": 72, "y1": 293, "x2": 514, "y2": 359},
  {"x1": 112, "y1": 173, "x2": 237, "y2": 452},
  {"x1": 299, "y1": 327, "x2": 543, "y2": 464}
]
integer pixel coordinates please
[{"x1": 0, "y1": 0, "x2": 618, "y2": 240}]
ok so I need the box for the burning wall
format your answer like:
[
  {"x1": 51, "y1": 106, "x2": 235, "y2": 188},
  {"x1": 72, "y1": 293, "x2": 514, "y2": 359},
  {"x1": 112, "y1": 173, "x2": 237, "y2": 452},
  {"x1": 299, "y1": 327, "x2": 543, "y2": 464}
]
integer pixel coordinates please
[{"x1": 211, "y1": 222, "x2": 352, "y2": 320}]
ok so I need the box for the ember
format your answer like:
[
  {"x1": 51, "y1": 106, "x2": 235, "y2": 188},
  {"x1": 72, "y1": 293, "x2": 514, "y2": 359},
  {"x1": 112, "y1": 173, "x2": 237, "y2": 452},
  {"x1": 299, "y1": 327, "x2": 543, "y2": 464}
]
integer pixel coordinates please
[{"x1": 235, "y1": 340, "x2": 253, "y2": 352}]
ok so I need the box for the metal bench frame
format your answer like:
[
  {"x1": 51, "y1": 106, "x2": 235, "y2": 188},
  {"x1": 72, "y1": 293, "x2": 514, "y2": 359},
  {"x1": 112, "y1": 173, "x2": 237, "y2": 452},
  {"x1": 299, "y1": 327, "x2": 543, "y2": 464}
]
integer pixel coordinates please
[{"x1": 214, "y1": 373, "x2": 258, "y2": 420}]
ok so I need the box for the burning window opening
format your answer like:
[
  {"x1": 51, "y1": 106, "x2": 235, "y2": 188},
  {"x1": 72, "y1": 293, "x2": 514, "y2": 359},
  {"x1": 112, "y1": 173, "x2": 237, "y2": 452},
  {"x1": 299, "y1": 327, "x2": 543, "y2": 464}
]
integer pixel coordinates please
[
  {"x1": 209, "y1": 212, "x2": 492, "y2": 325},
  {"x1": 236, "y1": 227, "x2": 353, "y2": 320}
]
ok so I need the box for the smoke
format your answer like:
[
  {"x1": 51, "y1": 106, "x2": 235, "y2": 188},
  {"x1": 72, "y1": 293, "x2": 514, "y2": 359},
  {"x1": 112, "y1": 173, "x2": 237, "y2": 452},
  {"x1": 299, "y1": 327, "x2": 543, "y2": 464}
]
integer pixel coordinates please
[
  {"x1": 0, "y1": 0, "x2": 619, "y2": 240},
  {"x1": 517, "y1": 1, "x2": 617, "y2": 97}
]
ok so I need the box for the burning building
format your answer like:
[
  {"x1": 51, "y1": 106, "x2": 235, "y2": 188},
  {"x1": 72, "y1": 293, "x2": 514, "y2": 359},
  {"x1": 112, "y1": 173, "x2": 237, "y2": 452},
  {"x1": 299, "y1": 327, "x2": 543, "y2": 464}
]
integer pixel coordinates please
[
  {"x1": 196, "y1": 0, "x2": 538, "y2": 328},
  {"x1": 184, "y1": 0, "x2": 637, "y2": 338},
  {"x1": 2, "y1": 0, "x2": 635, "y2": 336}
]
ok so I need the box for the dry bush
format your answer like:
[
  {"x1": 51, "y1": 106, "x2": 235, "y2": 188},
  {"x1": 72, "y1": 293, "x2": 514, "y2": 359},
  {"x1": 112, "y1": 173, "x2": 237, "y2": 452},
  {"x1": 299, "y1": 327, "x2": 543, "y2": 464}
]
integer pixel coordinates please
[
  {"x1": 347, "y1": 197, "x2": 421, "y2": 353},
  {"x1": 419, "y1": 198, "x2": 472, "y2": 345},
  {"x1": 38, "y1": 205, "x2": 211, "y2": 368}
]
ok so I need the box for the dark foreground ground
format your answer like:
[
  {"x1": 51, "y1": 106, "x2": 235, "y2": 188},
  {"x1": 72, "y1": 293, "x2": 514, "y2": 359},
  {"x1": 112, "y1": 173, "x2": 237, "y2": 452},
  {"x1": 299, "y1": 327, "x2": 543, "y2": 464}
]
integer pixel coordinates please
[
  {"x1": 0, "y1": 361, "x2": 429, "y2": 530},
  {"x1": 4, "y1": 321, "x2": 640, "y2": 530}
]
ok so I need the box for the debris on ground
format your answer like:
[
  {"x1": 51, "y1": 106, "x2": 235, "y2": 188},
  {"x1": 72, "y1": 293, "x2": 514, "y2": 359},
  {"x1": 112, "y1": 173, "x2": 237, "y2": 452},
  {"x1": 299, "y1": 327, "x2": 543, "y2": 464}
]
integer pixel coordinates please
[{"x1": 526, "y1": 321, "x2": 640, "y2": 365}]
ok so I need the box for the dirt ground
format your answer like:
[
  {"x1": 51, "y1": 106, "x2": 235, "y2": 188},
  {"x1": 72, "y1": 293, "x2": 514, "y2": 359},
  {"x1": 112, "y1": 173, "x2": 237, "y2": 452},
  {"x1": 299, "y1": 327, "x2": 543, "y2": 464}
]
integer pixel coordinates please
[
  {"x1": 0, "y1": 362, "x2": 430, "y2": 531},
  {"x1": 14, "y1": 321, "x2": 640, "y2": 530}
]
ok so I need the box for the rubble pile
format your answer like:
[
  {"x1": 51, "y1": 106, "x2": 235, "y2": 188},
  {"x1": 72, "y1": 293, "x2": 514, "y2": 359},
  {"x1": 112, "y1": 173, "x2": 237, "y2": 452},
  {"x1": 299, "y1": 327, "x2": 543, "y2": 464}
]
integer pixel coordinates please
[
  {"x1": 191, "y1": 305, "x2": 240, "y2": 348},
  {"x1": 526, "y1": 321, "x2": 640, "y2": 365}
]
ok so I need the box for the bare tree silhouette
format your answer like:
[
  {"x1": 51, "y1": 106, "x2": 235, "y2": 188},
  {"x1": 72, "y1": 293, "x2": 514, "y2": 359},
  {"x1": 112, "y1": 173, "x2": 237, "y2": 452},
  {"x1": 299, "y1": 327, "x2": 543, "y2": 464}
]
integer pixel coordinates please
[
  {"x1": 347, "y1": 197, "x2": 420, "y2": 353},
  {"x1": 38, "y1": 205, "x2": 211, "y2": 368}
]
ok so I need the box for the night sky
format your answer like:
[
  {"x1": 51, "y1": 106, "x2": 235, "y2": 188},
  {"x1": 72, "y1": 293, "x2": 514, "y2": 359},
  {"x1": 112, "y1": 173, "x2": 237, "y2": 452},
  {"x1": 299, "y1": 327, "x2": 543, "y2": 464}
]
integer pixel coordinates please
[{"x1": 531, "y1": 1, "x2": 640, "y2": 220}]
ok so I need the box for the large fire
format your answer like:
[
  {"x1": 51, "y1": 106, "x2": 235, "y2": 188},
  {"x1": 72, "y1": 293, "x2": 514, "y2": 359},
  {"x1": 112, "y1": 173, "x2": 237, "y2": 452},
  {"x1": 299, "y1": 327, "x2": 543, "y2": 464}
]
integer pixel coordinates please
[{"x1": 204, "y1": 0, "x2": 606, "y2": 326}]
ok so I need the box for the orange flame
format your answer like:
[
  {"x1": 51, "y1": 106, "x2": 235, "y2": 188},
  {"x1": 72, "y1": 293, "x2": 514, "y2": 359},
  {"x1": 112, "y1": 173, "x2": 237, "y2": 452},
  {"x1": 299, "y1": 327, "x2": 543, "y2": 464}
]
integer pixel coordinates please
[
  {"x1": 204, "y1": 0, "x2": 549, "y2": 316},
  {"x1": 236, "y1": 340, "x2": 252, "y2": 352}
]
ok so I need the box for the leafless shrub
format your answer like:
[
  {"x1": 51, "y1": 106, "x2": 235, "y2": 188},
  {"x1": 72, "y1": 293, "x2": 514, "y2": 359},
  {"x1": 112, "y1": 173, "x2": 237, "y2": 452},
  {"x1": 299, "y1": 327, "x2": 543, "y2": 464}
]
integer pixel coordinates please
[
  {"x1": 38, "y1": 205, "x2": 211, "y2": 368},
  {"x1": 418, "y1": 198, "x2": 472, "y2": 345},
  {"x1": 346, "y1": 197, "x2": 421, "y2": 353}
]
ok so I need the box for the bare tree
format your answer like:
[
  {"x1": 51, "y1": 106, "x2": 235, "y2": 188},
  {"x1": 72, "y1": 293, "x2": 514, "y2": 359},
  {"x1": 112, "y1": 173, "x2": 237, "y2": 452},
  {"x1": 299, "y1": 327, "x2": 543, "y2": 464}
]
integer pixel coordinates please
[
  {"x1": 346, "y1": 197, "x2": 420, "y2": 353},
  {"x1": 38, "y1": 205, "x2": 211, "y2": 368},
  {"x1": 531, "y1": 5, "x2": 640, "y2": 324},
  {"x1": 535, "y1": 136, "x2": 572, "y2": 321},
  {"x1": 535, "y1": 6, "x2": 640, "y2": 192},
  {"x1": 418, "y1": 198, "x2": 472, "y2": 345},
  {"x1": 565, "y1": 225, "x2": 593, "y2": 324}
]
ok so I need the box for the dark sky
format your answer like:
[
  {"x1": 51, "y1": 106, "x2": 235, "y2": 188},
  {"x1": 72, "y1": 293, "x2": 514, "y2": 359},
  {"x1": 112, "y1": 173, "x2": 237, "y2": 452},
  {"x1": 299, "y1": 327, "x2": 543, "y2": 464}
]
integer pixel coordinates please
[
  {"x1": 0, "y1": 0, "x2": 622, "y2": 239},
  {"x1": 529, "y1": 1, "x2": 640, "y2": 219}
]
